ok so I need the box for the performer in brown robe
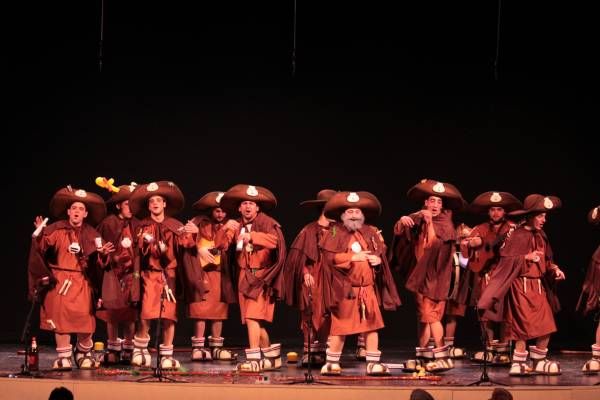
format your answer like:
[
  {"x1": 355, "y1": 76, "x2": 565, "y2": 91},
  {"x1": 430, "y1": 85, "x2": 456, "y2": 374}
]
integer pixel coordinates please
[
  {"x1": 390, "y1": 179, "x2": 464, "y2": 372},
  {"x1": 28, "y1": 186, "x2": 113, "y2": 370},
  {"x1": 319, "y1": 191, "x2": 401, "y2": 376},
  {"x1": 443, "y1": 223, "x2": 473, "y2": 359},
  {"x1": 466, "y1": 191, "x2": 521, "y2": 365},
  {"x1": 128, "y1": 181, "x2": 195, "y2": 369},
  {"x1": 220, "y1": 184, "x2": 287, "y2": 372},
  {"x1": 478, "y1": 194, "x2": 566, "y2": 376},
  {"x1": 96, "y1": 183, "x2": 140, "y2": 364},
  {"x1": 185, "y1": 191, "x2": 237, "y2": 361},
  {"x1": 284, "y1": 189, "x2": 336, "y2": 367},
  {"x1": 577, "y1": 205, "x2": 600, "y2": 373}
]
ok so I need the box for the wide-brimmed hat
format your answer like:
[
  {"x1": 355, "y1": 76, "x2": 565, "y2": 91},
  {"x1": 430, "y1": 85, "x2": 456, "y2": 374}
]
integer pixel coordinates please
[
  {"x1": 588, "y1": 205, "x2": 600, "y2": 226},
  {"x1": 509, "y1": 194, "x2": 561, "y2": 217},
  {"x1": 107, "y1": 183, "x2": 138, "y2": 205},
  {"x1": 192, "y1": 191, "x2": 225, "y2": 212},
  {"x1": 407, "y1": 179, "x2": 465, "y2": 211},
  {"x1": 49, "y1": 186, "x2": 107, "y2": 225},
  {"x1": 469, "y1": 191, "x2": 522, "y2": 214},
  {"x1": 299, "y1": 189, "x2": 337, "y2": 208},
  {"x1": 323, "y1": 191, "x2": 382, "y2": 222},
  {"x1": 128, "y1": 181, "x2": 185, "y2": 218},
  {"x1": 219, "y1": 184, "x2": 277, "y2": 216}
]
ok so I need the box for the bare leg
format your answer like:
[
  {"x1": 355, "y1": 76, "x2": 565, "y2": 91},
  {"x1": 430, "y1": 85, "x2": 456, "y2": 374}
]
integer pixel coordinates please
[
  {"x1": 162, "y1": 320, "x2": 175, "y2": 346},
  {"x1": 137, "y1": 319, "x2": 151, "y2": 340},
  {"x1": 534, "y1": 334, "x2": 551, "y2": 350},
  {"x1": 430, "y1": 321, "x2": 444, "y2": 348},
  {"x1": 55, "y1": 333, "x2": 71, "y2": 348},
  {"x1": 484, "y1": 321, "x2": 495, "y2": 343},
  {"x1": 514, "y1": 339, "x2": 526, "y2": 353},
  {"x1": 211, "y1": 321, "x2": 223, "y2": 338},
  {"x1": 445, "y1": 316, "x2": 457, "y2": 338},
  {"x1": 595, "y1": 322, "x2": 600, "y2": 346},
  {"x1": 328, "y1": 335, "x2": 346, "y2": 353},
  {"x1": 123, "y1": 321, "x2": 135, "y2": 342},
  {"x1": 418, "y1": 322, "x2": 430, "y2": 347},
  {"x1": 194, "y1": 320, "x2": 206, "y2": 338},
  {"x1": 246, "y1": 318, "x2": 262, "y2": 348},
  {"x1": 106, "y1": 322, "x2": 119, "y2": 343},
  {"x1": 259, "y1": 326, "x2": 270, "y2": 348},
  {"x1": 365, "y1": 331, "x2": 378, "y2": 352}
]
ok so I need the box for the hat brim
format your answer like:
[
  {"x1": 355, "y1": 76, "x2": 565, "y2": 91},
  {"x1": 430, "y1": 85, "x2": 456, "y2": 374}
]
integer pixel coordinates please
[
  {"x1": 129, "y1": 183, "x2": 185, "y2": 218},
  {"x1": 49, "y1": 189, "x2": 107, "y2": 226}
]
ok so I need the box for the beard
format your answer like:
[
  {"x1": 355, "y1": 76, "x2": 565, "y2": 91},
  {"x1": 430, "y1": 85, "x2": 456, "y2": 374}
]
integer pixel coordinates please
[{"x1": 341, "y1": 213, "x2": 365, "y2": 232}]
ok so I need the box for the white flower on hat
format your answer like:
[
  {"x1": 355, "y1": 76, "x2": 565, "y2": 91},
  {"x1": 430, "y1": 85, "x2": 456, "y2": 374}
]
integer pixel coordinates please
[
  {"x1": 75, "y1": 189, "x2": 87, "y2": 198},
  {"x1": 351, "y1": 241, "x2": 362, "y2": 253},
  {"x1": 216, "y1": 192, "x2": 224, "y2": 204},
  {"x1": 432, "y1": 182, "x2": 446, "y2": 193},
  {"x1": 543, "y1": 197, "x2": 554, "y2": 209},
  {"x1": 490, "y1": 192, "x2": 502, "y2": 203},
  {"x1": 128, "y1": 182, "x2": 137, "y2": 192},
  {"x1": 347, "y1": 192, "x2": 360, "y2": 202},
  {"x1": 246, "y1": 185, "x2": 259, "y2": 196},
  {"x1": 147, "y1": 182, "x2": 158, "y2": 192}
]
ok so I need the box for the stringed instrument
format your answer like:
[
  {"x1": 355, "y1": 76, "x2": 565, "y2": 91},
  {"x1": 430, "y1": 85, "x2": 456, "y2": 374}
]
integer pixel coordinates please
[{"x1": 468, "y1": 222, "x2": 513, "y2": 273}]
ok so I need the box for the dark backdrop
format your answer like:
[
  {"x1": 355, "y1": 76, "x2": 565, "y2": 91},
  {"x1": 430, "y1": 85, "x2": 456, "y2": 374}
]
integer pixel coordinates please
[{"x1": 5, "y1": 1, "x2": 598, "y2": 349}]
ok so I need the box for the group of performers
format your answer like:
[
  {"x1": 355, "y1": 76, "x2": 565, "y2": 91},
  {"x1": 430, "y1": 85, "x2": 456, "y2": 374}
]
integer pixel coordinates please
[{"x1": 27, "y1": 178, "x2": 599, "y2": 377}]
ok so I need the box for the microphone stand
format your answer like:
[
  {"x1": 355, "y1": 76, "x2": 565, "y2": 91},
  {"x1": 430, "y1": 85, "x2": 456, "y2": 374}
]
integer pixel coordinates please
[
  {"x1": 13, "y1": 289, "x2": 43, "y2": 377},
  {"x1": 467, "y1": 307, "x2": 505, "y2": 386},
  {"x1": 286, "y1": 287, "x2": 330, "y2": 385},
  {"x1": 138, "y1": 283, "x2": 185, "y2": 383}
]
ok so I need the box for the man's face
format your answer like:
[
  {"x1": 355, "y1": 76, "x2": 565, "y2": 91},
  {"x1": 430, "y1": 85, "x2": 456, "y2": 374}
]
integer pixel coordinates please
[
  {"x1": 117, "y1": 200, "x2": 132, "y2": 219},
  {"x1": 341, "y1": 208, "x2": 365, "y2": 231},
  {"x1": 488, "y1": 206, "x2": 505, "y2": 223},
  {"x1": 212, "y1": 207, "x2": 227, "y2": 223},
  {"x1": 239, "y1": 201, "x2": 259, "y2": 221},
  {"x1": 67, "y1": 201, "x2": 88, "y2": 226},
  {"x1": 424, "y1": 196, "x2": 443, "y2": 216},
  {"x1": 528, "y1": 212, "x2": 546, "y2": 230},
  {"x1": 148, "y1": 195, "x2": 166, "y2": 217}
]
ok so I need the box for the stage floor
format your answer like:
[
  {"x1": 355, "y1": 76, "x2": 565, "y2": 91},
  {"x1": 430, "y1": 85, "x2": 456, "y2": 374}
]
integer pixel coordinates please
[{"x1": 1, "y1": 344, "x2": 599, "y2": 400}]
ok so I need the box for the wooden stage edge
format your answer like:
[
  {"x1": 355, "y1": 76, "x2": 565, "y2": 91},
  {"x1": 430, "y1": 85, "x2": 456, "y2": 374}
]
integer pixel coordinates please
[{"x1": 1, "y1": 378, "x2": 600, "y2": 400}]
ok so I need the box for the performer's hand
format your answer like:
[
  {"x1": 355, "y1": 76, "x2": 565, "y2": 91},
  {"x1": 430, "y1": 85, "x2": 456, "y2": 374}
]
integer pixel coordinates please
[
  {"x1": 238, "y1": 232, "x2": 251, "y2": 244},
  {"x1": 303, "y1": 273, "x2": 315, "y2": 288},
  {"x1": 198, "y1": 247, "x2": 216, "y2": 264},
  {"x1": 183, "y1": 221, "x2": 199, "y2": 234},
  {"x1": 224, "y1": 219, "x2": 240, "y2": 231},
  {"x1": 366, "y1": 254, "x2": 382, "y2": 266},
  {"x1": 554, "y1": 268, "x2": 566, "y2": 281},
  {"x1": 351, "y1": 250, "x2": 370, "y2": 262},
  {"x1": 33, "y1": 215, "x2": 46, "y2": 229},
  {"x1": 421, "y1": 210, "x2": 433, "y2": 224},
  {"x1": 467, "y1": 237, "x2": 482, "y2": 248},
  {"x1": 399, "y1": 216, "x2": 415, "y2": 229},
  {"x1": 98, "y1": 242, "x2": 115, "y2": 255},
  {"x1": 525, "y1": 250, "x2": 544, "y2": 262}
]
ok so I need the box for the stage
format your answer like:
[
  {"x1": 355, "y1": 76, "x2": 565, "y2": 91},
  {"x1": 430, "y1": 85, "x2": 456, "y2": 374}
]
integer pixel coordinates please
[{"x1": 1, "y1": 344, "x2": 598, "y2": 400}]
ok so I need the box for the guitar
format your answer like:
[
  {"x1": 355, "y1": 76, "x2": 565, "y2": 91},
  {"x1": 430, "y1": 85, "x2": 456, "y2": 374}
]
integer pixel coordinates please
[{"x1": 468, "y1": 221, "x2": 516, "y2": 273}]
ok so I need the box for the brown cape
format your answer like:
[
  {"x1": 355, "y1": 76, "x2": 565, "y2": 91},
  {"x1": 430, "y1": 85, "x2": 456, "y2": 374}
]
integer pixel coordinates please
[
  {"x1": 284, "y1": 221, "x2": 323, "y2": 308},
  {"x1": 320, "y1": 222, "x2": 401, "y2": 312},
  {"x1": 132, "y1": 217, "x2": 186, "y2": 303},
  {"x1": 96, "y1": 214, "x2": 141, "y2": 308},
  {"x1": 390, "y1": 211, "x2": 456, "y2": 301},
  {"x1": 577, "y1": 245, "x2": 600, "y2": 315},
  {"x1": 234, "y1": 212, "x2": 287, "y2": 301},
  {"x1": 28, "y1": 220, "x2": 103, "y2": 302},
  {"x1": 477, "y1": 227, "x2": 560, "y2": 321}
]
